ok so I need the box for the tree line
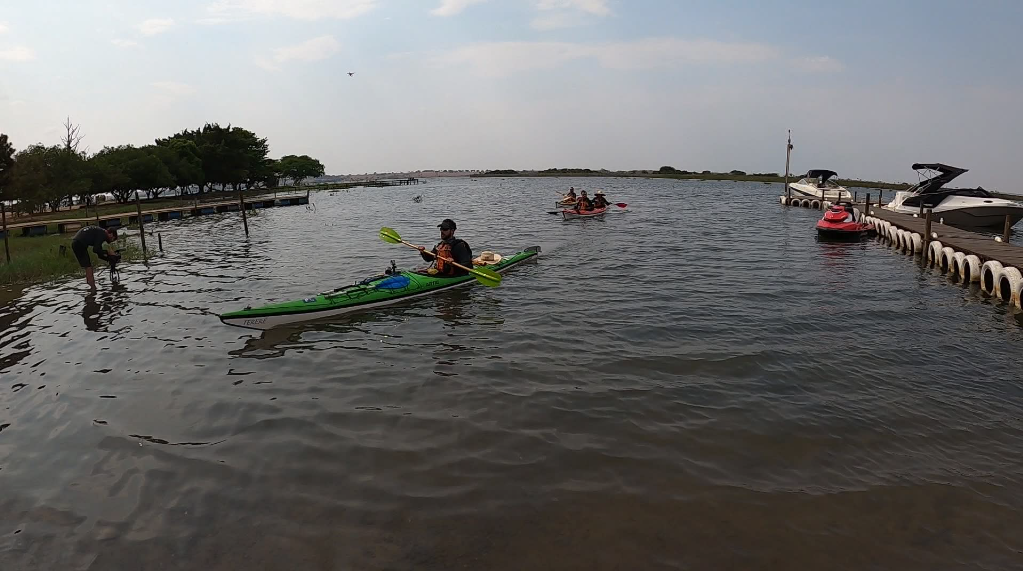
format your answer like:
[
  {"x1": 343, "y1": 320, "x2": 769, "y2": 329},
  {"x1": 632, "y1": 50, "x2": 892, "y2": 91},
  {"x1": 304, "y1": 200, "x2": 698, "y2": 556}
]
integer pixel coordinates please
[{"x1": 0, "y1": 119, "x2": 326, "y2": 214}]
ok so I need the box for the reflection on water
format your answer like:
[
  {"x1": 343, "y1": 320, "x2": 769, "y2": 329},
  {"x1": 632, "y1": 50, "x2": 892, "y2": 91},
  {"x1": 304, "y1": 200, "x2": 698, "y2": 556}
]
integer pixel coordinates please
[{"x1": 1, "y1": 178, "x2": 1023, "y2": 570}]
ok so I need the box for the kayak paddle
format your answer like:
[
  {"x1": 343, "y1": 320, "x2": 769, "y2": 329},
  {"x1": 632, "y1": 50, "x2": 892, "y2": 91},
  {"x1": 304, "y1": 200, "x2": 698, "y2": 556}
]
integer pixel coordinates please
[{"x1": 379, "y1": 227, "x2": 502, "y2": 287}]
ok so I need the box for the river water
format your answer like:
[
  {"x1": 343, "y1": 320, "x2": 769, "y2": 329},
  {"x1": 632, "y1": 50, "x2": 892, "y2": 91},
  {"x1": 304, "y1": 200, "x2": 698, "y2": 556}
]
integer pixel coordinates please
[{"x1": 2, "y1": 178, "x2": 1022, "y2": 570}]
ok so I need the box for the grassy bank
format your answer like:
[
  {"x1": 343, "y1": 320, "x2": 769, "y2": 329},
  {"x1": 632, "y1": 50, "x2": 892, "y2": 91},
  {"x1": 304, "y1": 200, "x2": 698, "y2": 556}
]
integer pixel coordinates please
[{"x1": 0, "y1": 233, "x2": 144, "y2": 286}]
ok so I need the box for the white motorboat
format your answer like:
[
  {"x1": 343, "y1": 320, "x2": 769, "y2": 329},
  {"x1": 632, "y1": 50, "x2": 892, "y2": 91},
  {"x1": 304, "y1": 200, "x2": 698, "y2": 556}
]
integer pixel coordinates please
[
  {"x1": 883, "y1": 163, "x2": 1023, "y2": 230},
  {"x1": 787, "y1": 169, "x2": 852, "y2": 201}
]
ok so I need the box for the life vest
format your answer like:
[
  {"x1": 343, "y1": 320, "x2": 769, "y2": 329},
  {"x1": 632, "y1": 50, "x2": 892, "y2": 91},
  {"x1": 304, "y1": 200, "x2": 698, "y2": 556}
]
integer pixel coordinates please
[
  {"x1": 434, "y1": 239, "x2": 468, "y2": 274},
  {"x1": 435, "y1": 241, "x2": 453, "y2": 273}
]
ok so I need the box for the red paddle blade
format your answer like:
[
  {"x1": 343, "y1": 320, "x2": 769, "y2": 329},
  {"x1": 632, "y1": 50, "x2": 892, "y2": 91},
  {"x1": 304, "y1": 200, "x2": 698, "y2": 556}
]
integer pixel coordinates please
[{"x1": 615, "y1": 203, "x2": 627, "y2": 208}]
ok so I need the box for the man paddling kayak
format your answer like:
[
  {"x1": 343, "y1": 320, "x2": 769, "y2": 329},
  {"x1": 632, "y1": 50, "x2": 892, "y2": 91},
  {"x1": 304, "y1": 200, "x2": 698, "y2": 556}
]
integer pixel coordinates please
[
  {"x1": 418, "y1": 218, "x2": 473, "y2": 277},
  {"x1": 71, "y1": 226, "x2": 120, "y2": 290},
  {"x1": 591, "y1": 190, "x2": 610, "y2": 209},
  {"x1": 573, "y1": 190, "x2": 593, "y2": 211}
]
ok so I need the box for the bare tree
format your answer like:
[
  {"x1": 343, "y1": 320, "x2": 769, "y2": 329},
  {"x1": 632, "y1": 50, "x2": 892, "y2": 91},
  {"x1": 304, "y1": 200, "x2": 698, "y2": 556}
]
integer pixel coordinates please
[{"x1": 61, "y1": 116, "x2": 84, "y2": 154}]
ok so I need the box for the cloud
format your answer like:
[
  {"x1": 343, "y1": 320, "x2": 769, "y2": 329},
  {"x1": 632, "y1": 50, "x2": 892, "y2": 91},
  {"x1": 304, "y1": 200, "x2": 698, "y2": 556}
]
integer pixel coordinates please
[
  {"x1": 792, "y1": 55, "x2": 844, "y2": 73},
  {"x1": 430, "y1": 0, "x2": 488, "y2": 16},
  {"x1": 0, "y1": 22, "x2": 8, "y2": 34},
  {"x1": 535, "y1": 0, "x2": 610, "y2": 16},
  {"x1": 151, "y1": 81, "x2": 197, "y2": 96},
  {"x1": 256, "y1": 35, "x2": 340, "y2": 71},
  {"x1": 138, "y1": 18, "x2": 175, "y2": 36},
  {"x1": 530, "y1": 12, "x2": 581, "y2": 31},
  {"x1": 0, "y1": 46, "x2": 35, "y2": 62},
  {"x1": 207, "y1": 0, "x2": 377, "y2": 21},
  {"x1": 111, "y1": 38, "x2": 139, "y2": 48},
  {"x1": 435, "y1": 38, "x2": 780, "y2": 77},
  {"x1": 531, "y1": 0, "x2": 611, "y2": 30}
]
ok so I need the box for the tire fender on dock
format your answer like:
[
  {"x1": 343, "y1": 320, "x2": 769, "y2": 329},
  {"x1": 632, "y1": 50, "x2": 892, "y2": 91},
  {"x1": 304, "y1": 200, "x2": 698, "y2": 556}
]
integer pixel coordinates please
[
  {"x1": 811, "y1": 200, "x2": 821, "y2": 209},
  {"x1": 981, "y1": 260, "x2": 1004, "y2": 296},
  {"x1": 926, "y1": 241, "x2": 943, "y2": 266},
  {"x1": 962, "y1": 255, "x2": 981, "y2": 283},
  {"x1": 896, "y1": 229, "x2": 907, "y2": 250},
  {"x1": 951, "y1": 252, "x2": 967, "y2": 280},
  {"x1": 909, "y1": 233, "x2": 923, "y2": 254},
  {"x1": 996, "y1": 267, "x2": 1023, "y2": 304},
  {"x1": 779, "y1": 196, "x2": 788, "y2": 205},
  {"x1": 1014, "y1": 277, "x2": 1023, "y2": 310},
  {"x1": 939, "y1": 247, "x2": 956, "y2": 273}
]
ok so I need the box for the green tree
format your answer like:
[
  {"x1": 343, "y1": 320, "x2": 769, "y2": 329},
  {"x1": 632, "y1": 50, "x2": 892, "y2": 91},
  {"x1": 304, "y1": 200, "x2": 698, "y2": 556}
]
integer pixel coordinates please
[
  {"x1": 0, "y1": 134, "x2": 14, "y2": 202},
  {"x1": 156, "y1": 123, "x2": 270, "y2": 192},
  {"x1": 9, "y1": 145, "x2": 59, "y2": 213},
  {"x1": 277, "y1": 154, "x2": 325, "y2": 186}
]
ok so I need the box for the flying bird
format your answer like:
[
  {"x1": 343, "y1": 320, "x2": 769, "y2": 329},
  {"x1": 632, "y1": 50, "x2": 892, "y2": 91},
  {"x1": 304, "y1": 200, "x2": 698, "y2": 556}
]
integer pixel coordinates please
[{"x1": 347, "y1": 72, "x2": 355, "y2": 77}]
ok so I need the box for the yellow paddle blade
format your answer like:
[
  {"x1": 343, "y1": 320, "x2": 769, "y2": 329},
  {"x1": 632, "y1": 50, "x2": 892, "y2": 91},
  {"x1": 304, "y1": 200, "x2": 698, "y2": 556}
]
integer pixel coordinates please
[
  {"x1": 379, "y1": 226, "x2": 401, "y2": 244},
  {"x1": 472, "y1": 266, "x2": 502, "y2": 288}
]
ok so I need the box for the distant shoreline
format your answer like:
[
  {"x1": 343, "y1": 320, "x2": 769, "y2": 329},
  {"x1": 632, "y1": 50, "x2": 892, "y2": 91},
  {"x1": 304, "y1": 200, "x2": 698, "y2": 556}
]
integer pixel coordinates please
[{"x1": 473, "y1": 171, "x2": 912, "y2": 190}]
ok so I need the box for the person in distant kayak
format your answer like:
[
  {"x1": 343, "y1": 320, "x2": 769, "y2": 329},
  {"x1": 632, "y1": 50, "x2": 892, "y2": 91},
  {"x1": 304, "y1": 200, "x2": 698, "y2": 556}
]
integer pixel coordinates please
[
  {"x1": 574, "y1": 190, "x2": 593, "y2": 211},
  {"x1": 563, "y1": 188, "x2": 577, "y2": 202},
  {"x1": 419, "y1": 219, "x2": 473, "y2": 277},
  {"x1": 71, "y1": 226, "x2": 120, "y2": 290},
  {"x1": 591, "y1": 190, "x2": 610, "y2": 209}
]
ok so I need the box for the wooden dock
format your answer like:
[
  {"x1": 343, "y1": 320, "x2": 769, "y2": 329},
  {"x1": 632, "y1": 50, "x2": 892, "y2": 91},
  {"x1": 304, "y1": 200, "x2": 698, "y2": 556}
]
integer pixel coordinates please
[
  {"x1": 859, "y1": 203, "x2": 1023, "y2": 268},
  {"x1": 0, "y1": 192, "x2": 309, "y2": 239},
  {"x1": 779, "y1": 190, "x2": 1023, "y2": 308}
]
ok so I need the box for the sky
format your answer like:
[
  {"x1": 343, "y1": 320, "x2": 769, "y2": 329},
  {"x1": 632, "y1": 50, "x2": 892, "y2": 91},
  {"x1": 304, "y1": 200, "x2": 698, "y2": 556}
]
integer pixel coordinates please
[{"x1": 1, "y1": 0, "x2": 1022, "y2": 189}]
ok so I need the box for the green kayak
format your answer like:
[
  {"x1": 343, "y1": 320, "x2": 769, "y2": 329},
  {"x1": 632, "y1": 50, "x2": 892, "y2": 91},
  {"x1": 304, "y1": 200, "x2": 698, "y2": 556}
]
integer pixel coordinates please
[{"x1": 219, "y1": 246, "x2": 540, "y2": 330}]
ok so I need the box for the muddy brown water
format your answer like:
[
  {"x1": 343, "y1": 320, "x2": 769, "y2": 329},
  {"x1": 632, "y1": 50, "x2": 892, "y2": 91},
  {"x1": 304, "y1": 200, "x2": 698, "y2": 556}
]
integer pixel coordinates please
[{"x1": 2, "y1": 178, "x2": 1022, "y2": 569}]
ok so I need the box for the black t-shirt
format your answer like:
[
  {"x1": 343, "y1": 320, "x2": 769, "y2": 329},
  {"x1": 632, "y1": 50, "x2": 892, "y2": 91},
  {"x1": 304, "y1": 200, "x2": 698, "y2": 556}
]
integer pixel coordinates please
[{"x1": 73, "y1": 226, "x2": 109, "y2": 253}]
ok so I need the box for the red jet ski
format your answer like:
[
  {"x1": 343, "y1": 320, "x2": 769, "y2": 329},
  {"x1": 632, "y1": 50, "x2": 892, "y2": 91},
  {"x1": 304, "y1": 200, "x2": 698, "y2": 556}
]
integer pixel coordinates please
[{"x1": 816, "y1": 203, "x2": 875, "y2": 240}]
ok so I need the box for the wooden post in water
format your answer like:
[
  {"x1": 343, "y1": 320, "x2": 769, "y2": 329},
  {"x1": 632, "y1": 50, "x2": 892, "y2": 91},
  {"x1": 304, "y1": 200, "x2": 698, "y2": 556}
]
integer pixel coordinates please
[
  {"x1": 784, "y1": 130, "x2": 792, "y2": 203},
  {"x1": 918, "y1": 200, "x2": 925, "y2": 216},
  {"x1": 1004, "y1": 214, "x2": 1012, "y2": 243},
  {"x1": 878, "y1": 190, "x2": 883, "y2": 207},
  {"x1": 134, "y1": 192, "x2": 148, "y2": 257},
  {"x1": 238, "y1": 187, "x2": 249, "y2": 236},
  {"x1": 1, "y1": 201, "x2": 9, "y2": 264},
  {"x1": 924, "y1": 209, "x2": 933, "y2": 254},
  {"x1": 864, "y1": 194, "x2": 870, "y2": 219},
  {"x1": 854, "y1": 191, "x2": 858, "y2": 203}
]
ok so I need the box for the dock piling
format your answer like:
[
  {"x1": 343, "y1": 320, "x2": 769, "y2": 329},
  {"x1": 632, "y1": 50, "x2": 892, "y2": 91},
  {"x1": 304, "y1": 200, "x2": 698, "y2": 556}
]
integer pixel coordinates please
[
  {"x1": 239, "y1": 188, "x2": 249, "y2": 236},
  {"x1": 1, "y1": 202, "x2": 9, "y2": 264},
  {"x1": 784, "y1": 130, "x2": 792, "y2": 204},
  {"x1": 134, "y1": 193, "x2": 148, "y2": 257},
  {"x1": 924, "y1": 209, "x2": 933, "y2": 251},
  {"x1": 1004, "y1": 215, "x2": 1012, "y2": 243}
]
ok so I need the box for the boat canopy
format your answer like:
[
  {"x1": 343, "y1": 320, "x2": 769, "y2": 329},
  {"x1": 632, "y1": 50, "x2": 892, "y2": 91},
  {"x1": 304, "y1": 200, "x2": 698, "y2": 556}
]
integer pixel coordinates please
[
  {"x1": 908, "y1": 163, "x2": 969, "y2": 194},
  {"x1": 804, "y1": 169, "x2": 838, "y2": 183}
]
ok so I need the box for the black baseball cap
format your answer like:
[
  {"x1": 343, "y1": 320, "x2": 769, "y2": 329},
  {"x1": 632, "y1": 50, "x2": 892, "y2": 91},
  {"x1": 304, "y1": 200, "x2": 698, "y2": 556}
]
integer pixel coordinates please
[{"x1": 438, "y1": 219, "x2": 456, "y2": 230}]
